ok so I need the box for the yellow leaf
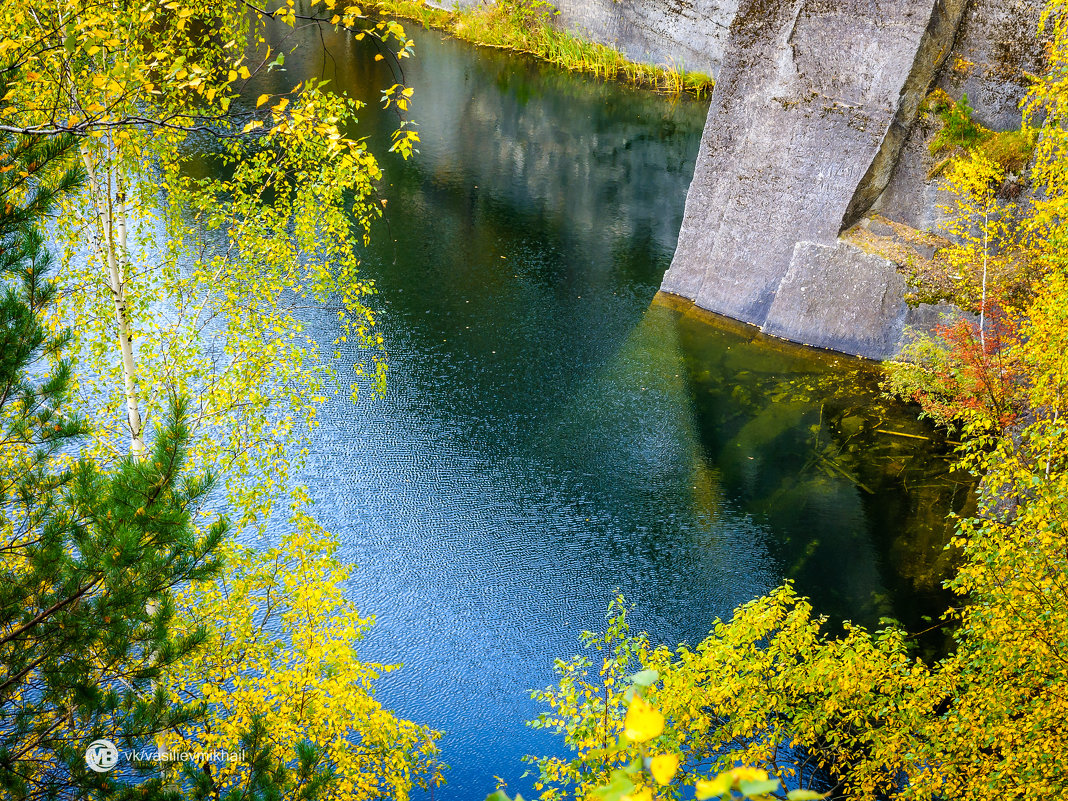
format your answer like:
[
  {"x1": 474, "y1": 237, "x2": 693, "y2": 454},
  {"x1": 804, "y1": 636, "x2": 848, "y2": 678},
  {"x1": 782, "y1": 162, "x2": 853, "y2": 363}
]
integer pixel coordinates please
[
  {"x1": 649, "y1": 754, "x2": 678, "y2": 786},
  {"x1": 730, "y1": 767, "x2": 768, "y2": 783},
  {"x1": 623, "y1": 696, "x2": 663, "y2": 743},
  {"x1": 239, "y1": 65, "x2": 251, "y2": 79},
  {"x1": 374, "y1": 54, "x2": 384, "y2": 61},
  {"x1": 695, "y1": 774, "x2": 732, "y2": 799},
  {"x1": 256, "y1": 94, "x2": 270, "y2": 107}
]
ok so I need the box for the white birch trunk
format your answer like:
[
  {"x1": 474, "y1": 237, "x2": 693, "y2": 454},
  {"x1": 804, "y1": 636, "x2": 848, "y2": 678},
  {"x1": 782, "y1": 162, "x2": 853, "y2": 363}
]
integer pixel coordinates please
[
  {"x1": 980, "y1": 211, "x2": 988, "y2": 355},
  {"x1": 80, "y1": 141, "x2": 148, "y2": 458}
]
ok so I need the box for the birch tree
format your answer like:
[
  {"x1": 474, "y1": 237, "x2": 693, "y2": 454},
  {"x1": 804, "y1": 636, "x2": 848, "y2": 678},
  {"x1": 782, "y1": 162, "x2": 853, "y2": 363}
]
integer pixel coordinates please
[
  {"x1": 0, "y1": 4, "x2": 443, "y2": 797},
  {"x1": 0, "y1": 0, "x2": 417, "y2": 505}
]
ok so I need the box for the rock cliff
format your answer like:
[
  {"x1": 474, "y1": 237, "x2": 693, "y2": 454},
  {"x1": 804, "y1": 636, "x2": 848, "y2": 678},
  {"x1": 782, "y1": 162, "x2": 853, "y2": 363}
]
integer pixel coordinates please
[
  {"x1": 659, "y1": 0, "x2": 968, "y2": 358},
  {"x1": 545, "y1": 0, "x2": 1046, "y2": 359}
]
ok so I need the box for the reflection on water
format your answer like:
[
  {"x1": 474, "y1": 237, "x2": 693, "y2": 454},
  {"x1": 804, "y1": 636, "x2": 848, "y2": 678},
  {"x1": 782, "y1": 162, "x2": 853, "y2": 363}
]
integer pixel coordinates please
[
  {"x1": 254, "y1": 24, "x2": 971, "y2": 800},
  {"x1": 649, "y1": 295, "x2": 971, "y2": 627}
]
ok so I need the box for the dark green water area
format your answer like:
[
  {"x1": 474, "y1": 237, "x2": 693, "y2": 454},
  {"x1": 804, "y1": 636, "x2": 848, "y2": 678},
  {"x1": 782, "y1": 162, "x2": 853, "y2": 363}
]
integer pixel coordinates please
[{"x1": 255, "y1": 22, "x2": 972, "y2": 800}]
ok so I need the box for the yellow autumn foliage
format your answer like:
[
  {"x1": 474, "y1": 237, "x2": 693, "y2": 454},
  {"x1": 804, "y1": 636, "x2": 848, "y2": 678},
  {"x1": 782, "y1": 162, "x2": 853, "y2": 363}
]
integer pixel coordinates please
[
  {"x1": 0, "y1": 6, "x2": 435, "y2": 795},
  {"x1": 530, "y1": 5, "x2": 1068, "y2": 801},
  {"x1": 163, "y1": 506, "x2": 443, "y2": 799}
]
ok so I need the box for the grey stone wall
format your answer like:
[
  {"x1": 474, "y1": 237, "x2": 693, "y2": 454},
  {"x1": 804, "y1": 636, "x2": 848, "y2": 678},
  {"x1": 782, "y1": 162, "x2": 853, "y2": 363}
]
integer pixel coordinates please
[
  {"x1": 939, "y1": 0, "x2": 1048, "y2": 130},
  {"x1": 760, "y1": 242, "x2": 956, "y2": 357},
  {"x1": 872, "y1": 0, "x2": 1048, "y2": 231},
  {"x1": 659, "y1": 0, "x2": 967, "y2": 359}
]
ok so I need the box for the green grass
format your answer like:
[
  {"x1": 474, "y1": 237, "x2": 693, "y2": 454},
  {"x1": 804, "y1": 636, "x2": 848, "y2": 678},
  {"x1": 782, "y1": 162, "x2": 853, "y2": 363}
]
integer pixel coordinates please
[
  {"x1": 980, "y1": 128, "x2": 1035, "y2": 174},
  {"x1": 371, "y1": 0, "x2": 714, "y2": 98},
  {"x1": 925, "y1": 90, "x2": 1036, "y2": 179}
]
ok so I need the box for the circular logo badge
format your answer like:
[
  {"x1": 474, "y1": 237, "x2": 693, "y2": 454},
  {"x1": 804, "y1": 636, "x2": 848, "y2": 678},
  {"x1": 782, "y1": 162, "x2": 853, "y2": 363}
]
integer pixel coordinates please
[{"x1": 85, "y1": 739, "x2": 119, "y2": 773}]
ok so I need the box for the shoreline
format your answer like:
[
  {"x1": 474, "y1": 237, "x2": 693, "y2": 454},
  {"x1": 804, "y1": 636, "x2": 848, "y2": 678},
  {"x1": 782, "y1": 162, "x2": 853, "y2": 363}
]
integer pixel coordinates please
[{"x1": 371, "y1": 0, "x2": 715, "y2": 98}]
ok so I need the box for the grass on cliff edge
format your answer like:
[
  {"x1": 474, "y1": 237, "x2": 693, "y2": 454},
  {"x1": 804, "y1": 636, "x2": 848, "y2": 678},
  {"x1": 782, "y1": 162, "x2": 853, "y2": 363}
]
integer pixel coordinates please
[
  {"x1": 372, "y1": 0, "x2": 714, "y2": 98},
  {"x1": 925, "y1": 89, "x2": 1036, "y2": 179}
]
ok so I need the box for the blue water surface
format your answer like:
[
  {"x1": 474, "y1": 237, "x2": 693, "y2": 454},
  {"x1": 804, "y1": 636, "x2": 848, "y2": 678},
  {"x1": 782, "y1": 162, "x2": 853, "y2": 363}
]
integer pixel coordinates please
[{"x1": 260, "y1": 25, "x2": 968, "y2": 800}]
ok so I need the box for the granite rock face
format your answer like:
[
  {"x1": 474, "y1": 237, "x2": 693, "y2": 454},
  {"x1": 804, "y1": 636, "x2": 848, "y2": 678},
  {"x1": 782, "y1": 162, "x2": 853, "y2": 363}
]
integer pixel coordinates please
[
  {"x1": 659, "y1": 0, "x2": 969, "y2": 359},
  {"x1": 762, "y1": 241, "x2": 956, "y2": 357},
  {"x1": 938, "y1": 0, "x2": 1049, "y2": 130},
  {"x1": 871, "y1": 0, "x2": 1049, "y2": 231}
]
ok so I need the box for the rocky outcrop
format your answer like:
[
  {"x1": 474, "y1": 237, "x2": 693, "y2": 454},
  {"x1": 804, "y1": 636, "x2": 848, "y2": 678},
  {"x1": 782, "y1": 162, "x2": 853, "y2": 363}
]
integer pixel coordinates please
[
  {"x1": 499, "y1": 0, "x2": 1044, "y2": 359},
  {"x1": 938, "y1": 0, "x2": 1049, "y2": 129},
  {"x1": 871, "y1": 0, "x2": 1048, "y2": 231},
  {"x1": 841, "y1": 0, "x2": 972, "y2": 229},
  {"x1": 658, "y1": 0, "x2": 968, "y2": 358},
  {"x1": 760, "y1": 241, "x2": 953, "y2": 356}
]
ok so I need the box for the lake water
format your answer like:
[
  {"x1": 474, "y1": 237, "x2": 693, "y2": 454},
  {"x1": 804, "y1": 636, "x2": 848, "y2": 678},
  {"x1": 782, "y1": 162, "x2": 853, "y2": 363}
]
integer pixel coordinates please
[{"x1": 268, "y1": 23, "x2": 971, "y2": 800}]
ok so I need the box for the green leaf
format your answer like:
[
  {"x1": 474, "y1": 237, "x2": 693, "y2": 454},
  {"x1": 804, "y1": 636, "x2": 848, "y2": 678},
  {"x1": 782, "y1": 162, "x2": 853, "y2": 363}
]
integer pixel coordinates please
[
  {"x1": 787, "y1": 791, "x2": 826, "y2": 801},
  {"x1": 629, "y1": 669, "x2": 660, "y2": 687},
  {"x1": 594, "y1": 769, "x2": 635, "y2": 801},
  {"x1": 739, "y1": 779, "x2": 780, "y2": 796}
]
